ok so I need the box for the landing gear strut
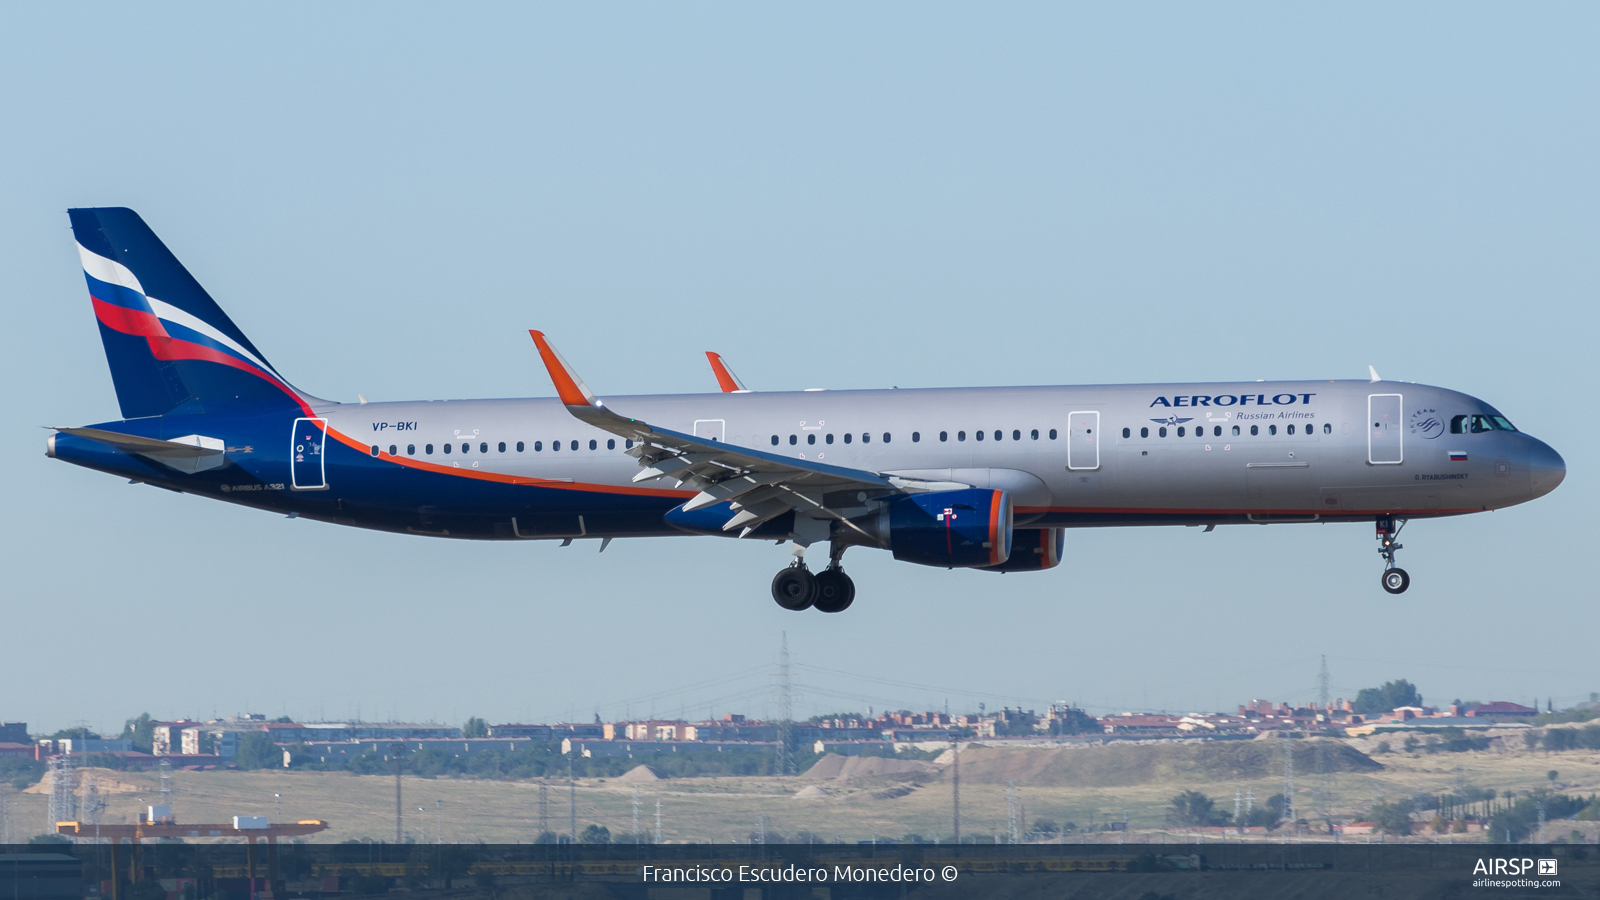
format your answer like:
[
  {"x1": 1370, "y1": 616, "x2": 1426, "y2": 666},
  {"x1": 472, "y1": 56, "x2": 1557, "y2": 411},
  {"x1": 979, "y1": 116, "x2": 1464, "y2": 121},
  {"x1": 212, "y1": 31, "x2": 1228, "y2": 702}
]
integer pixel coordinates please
[
  {"x1": 813, "y1": 543, "x2": 855, "y2": 613},
  {"x1": 1376, "y1": 516, "x2": 1409, "y2": 594}
]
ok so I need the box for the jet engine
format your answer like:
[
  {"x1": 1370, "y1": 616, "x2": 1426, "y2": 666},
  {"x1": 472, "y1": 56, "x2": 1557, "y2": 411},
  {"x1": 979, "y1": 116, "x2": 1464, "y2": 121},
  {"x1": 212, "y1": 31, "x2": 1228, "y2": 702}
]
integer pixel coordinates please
[
  {"x1": 978, "y1": 527, "x2": 1063, "y2": 572},
  {"x1": 862, "y1": 488, "x2": 1012, "y2": 569}
]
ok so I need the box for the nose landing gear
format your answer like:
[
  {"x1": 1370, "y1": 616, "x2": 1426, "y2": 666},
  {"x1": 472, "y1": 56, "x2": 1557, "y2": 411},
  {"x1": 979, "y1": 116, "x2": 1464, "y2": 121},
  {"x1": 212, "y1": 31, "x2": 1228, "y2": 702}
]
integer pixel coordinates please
[{"x1": 1376, "y1": 516, "x2": 1409, "y2": 594}]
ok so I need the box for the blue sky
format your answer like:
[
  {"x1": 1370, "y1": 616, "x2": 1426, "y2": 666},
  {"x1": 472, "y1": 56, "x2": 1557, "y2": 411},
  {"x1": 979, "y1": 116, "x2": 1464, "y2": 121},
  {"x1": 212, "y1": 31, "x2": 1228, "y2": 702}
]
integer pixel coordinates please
[{"x1": 2, "y1": 5, "x2": 1595, "y2": 734}]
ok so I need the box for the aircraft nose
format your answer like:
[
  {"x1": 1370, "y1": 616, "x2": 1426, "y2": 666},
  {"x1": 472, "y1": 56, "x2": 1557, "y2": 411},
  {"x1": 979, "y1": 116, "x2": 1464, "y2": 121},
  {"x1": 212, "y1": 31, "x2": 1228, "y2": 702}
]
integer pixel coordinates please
[{"x1": 1529, "y1": 439, "x2": 1566, "y2": 500}]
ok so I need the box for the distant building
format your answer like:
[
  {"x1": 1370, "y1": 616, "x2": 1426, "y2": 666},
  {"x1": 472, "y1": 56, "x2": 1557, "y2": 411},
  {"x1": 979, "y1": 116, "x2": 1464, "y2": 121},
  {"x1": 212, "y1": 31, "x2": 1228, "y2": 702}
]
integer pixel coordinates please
[
  {"x1": 0, "y1": 742, "x2": 32, "y2": 759},
  {"x1": 1466, "y1": 702, "x2": 1538, "y2": 719},
  {"x1": 488, "y1": 724, "x2": 553, "y2": 740},
  {"x1": 0, "y1": 722, "x2": 27, "y2": 744},
  {"x1": 1335, "y1": 822, "x2": 1376, "y2": 835}
]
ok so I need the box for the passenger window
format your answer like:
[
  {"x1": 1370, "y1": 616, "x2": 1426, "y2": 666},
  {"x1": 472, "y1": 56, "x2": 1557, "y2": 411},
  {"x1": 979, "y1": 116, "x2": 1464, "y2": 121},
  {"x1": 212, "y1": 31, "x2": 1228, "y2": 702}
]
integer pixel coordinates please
[
  {"x1": 958, "y1": 431, "x2": 966, "y2": 441},
  {"x1": 534, "y1": 441, "x2": 542, "y2": 451},
  {"x1": 425, "y1": 443, "x2": 434, "y2": 454},
  {"x1": 1158, "y1": 427, "x2": 1167, "y2": 438},
  {"x1": 1122, "y1": 427, "x2": 1130, "y2": 438},
  {"x1": 976, "y1": 430, "x2": 985, "y2": 441},
  {"x1": 498, "y1": 441, "x2": 506, "y2": 452},
  {"x1": 480, "y1": 442, "x2": 488, "y2": 453},
  {"x1": 1049, "y1": 429, "x2": 1057, "y2": 440},
  {"x1": 517, "y1": 441, "x2": 525, "y2": 452},
  {"x1": 1322, "y1": 424, "x2": 1331, "y2": 435},
  {"x1": 589, "y1": 439, "x2": 597, "y2": 450},
  {"x1": 1177, "y1": 426, "x2": 1185, "y2": 437},
  {"x1": 912, "y1": 432, "x2": 921, "y2": 442},
  {"x1": 1031, "y1": 429, "x2": 1039, "y2": 440},
  {"x1": 443, "y1": 443, "x2": 452, "y2": 455},
  {"x1": 607, "y1": 439, "x2": 615, "y2": 450},
  {"x1": 1140, "y1": 427, "x2": 1148, "y2": 438},
  {"x1": 1012, "y1": 430, "x2": 1021, "y2": 441},
  {"x1": 552, "y1": 441, "x2": 560, "y2": 451},
  {"x1": 625, "y1": 439, "x2": 633, "y2": 449},
  {"x1": 883, "y1": 433, "x2": 891, "y2": 443},
  {"x1": 771, "y1": 435, "x2": 779, "y2": 446},
  {"x1": 1231, "y1": 426, "x2": 1240, "y2": 436},
  {"x1": 993, "y1": 430, "x2": 1001, "y2": 441},
  {"x1": 388, "y1": 444, "x2": 397, "y2": 456},
  {"x1": 940, "y1": 431, "x2": 948, "y2": 442},
  {"x1": 1250, "y1": 425, "x2": 1258, "y2": 436},
  {"x1": 1286, "y1": 425, "x2": 1295, "y2": 435},
  {"x1": 369, "y1": 445, "x2": 379, "y2": 457},
  {"x1": 862, "y1": 433, "x2": 871, "y2": 444},
  {"x1": 825, "y1": 434, "x2": 834, "y2": 444},
  {"x1": 1450, "y1": 415, "x2": 1468, "y2": 434},
  {"x1": 789, "y1": 435, "x2": 797, "y2": 445},
  {"x1": 1268, "y1": 425, "x2": 1277, "y2": 435},
  {"x1": 407, "y1": 444, "x2": 415, "y2": 455},
  {"x1": 807, "y1": 434, "x2": 816, "y2": 445},
  {"x1": 571, "y1": 440, "x2": 578, "y2": 451},
  {"x1": 844, "y1": 433, "x2": 853, "y2": 444}
]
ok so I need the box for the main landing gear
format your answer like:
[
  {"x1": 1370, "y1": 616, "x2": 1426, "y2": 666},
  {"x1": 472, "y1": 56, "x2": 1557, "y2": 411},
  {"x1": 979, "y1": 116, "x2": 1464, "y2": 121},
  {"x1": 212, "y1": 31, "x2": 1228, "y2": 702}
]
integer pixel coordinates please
[
  {"x1": 770, "y1": 543, "x2": 855, "y2": 613},
  {"x1": 1376, "y1": 516, "x2": 1410, "y2": 594}
]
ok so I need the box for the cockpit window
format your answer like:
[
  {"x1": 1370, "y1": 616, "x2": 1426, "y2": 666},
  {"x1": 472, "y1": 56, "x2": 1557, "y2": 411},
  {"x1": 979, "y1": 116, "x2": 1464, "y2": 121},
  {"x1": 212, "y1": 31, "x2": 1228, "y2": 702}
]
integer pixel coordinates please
[{"x1": 1469, "y1": 414, "x2": 1517, "y2": 433}]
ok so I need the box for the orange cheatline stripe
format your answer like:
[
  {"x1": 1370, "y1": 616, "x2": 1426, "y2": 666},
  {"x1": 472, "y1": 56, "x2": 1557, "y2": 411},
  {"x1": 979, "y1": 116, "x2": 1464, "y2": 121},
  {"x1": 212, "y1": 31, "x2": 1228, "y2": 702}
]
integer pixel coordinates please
[
  {"x1": 528, "y1": 330, "x2": 592, "y2": 407},
  {"x1": 1014, "y1": 505, "x2": 1481, "y2": 516},
  {"x1": 706, "y1": 352, "x2": 740, "y2": 393},
  {"x1": 327, "y1": 427, "x2": 692, "y2": 499}
]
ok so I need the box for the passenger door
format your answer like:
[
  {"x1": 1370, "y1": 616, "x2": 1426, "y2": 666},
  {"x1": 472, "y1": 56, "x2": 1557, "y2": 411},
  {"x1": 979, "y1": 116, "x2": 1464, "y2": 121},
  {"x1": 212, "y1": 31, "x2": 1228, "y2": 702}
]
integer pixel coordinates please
[
  {"x1": 1067, "y1": 411, "x2": 1100, "y2": 470},
  {"x1": 290, "y1": 417, "x2": 329, "y2": 489},
  {"x1": 693, "y1": 419, "x2": 726, "y2": 443},
  {"x1": 1367, "y1": 394, "x2": 1403, "y2": 464}
]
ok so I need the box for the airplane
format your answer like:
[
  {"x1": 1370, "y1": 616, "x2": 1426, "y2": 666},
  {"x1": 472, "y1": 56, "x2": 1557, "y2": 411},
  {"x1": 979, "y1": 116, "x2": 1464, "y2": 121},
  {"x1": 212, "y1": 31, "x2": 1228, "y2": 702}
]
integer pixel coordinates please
[{"x1": 49, "y1": 208, "x2": 1566, "y2": 612}]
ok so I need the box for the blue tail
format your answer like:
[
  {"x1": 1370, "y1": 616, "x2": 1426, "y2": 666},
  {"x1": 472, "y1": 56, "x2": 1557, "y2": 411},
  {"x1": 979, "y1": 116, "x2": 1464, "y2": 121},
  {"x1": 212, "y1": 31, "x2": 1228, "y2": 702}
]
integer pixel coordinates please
[{"x1": 69, "y1": 207, "x2": 310, "y2": 418}]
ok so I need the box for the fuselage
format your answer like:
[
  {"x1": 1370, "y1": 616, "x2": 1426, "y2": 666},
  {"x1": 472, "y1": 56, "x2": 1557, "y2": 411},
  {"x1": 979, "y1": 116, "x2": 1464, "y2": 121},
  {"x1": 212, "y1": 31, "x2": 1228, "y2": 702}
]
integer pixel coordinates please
[{"x1": 49, "y1": 378, "x2": 1565, "y2": 540}]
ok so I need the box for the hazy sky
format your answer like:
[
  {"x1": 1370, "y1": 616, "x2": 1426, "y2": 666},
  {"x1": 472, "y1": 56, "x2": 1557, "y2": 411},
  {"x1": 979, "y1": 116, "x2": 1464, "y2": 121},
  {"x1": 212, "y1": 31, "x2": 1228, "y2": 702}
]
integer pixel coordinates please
[{"x1": 3, "y1": 5, "x2": 1595, "y2": 735}]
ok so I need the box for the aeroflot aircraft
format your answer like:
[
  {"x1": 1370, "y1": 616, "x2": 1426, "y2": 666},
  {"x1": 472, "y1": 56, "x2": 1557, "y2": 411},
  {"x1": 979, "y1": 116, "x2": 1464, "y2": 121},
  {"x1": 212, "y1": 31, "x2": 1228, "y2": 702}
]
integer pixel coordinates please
[{"x1": 51, "y1": 208, "x2": 1566, "y2": 612}]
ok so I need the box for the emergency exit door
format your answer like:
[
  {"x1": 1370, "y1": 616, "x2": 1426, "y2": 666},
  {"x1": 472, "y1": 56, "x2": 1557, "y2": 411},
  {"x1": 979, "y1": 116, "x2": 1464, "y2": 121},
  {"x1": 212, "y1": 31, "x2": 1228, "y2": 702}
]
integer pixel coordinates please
[
  {"x1": 291, "y1": 417, "x2": 329, "y2": 489},
  {"x1": 1067, "y1": 411, "x2": 1100, "y2": 470},
  {"x1": 1368, "y1": 394, "x2": 1403, "y2": 465}
]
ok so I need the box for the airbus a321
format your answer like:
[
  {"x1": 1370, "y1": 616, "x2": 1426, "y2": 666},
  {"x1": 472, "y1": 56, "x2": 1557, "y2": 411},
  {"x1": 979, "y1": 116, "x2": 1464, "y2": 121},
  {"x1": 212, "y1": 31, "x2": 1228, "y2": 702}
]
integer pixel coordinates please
[{"x1": 49, "y1": 208, "x2": 1566, "y2": 611}]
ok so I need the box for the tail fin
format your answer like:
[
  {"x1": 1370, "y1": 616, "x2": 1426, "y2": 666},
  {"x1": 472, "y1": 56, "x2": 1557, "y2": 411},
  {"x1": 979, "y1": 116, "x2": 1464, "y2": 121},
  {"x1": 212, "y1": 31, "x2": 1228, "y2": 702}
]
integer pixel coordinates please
[{"x1": 68, "y1": 207, "x2": 311, "y2": 418}]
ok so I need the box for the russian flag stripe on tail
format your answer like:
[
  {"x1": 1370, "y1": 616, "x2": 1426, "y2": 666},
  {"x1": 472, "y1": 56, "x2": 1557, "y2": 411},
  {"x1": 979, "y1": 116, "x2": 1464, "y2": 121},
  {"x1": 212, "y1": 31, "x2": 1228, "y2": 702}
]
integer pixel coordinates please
[{"x1": 68, "y1": 207, "x2": 312, "y2": 418}]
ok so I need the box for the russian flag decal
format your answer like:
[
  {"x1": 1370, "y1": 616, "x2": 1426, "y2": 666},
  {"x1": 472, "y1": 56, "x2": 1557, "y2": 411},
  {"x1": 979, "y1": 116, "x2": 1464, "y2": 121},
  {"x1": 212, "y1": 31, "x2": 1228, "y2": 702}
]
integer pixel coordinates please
[{"x1": 1449, "y1": 451, "x2": 1468, "y2": 462}]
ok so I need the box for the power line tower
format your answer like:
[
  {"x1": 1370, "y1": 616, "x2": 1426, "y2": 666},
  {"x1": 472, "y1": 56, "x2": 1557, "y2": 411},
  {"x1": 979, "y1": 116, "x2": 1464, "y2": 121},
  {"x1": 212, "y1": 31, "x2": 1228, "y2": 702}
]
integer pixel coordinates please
[
  {"x1": 952, "y1": 738, "x2": 961, "y2": 843},
  {"x1": 1006, "y1": 780, "x2": 1019, "y2": 844},
  {"x1": 631, "y1": 788, "x2": 641, "y2": 843},
  {"x1": 776, "y1": 632, "x2": 795, "y2": 776},
  {"x1": 47, "y1": 754, "x2": 76, "y2": 833},
  {"x1": 568, "y1": 758, "x2": 577, "y2": 842},
  {"x1": 654, "y1": 798, "x2": 662, "y2": 844},
  {"x1": 158, "y1": 759, "x2": 173, "y2": 814},
  {"x1": 538, "y1": 780, "x2": 549, "y2": 838},
  {"x1": 1283, "y1": 737, "x2": 1296, "y2": 833},
  {"x1": 1315, "y1": 655, "x2": 1334, "y2": 823}
]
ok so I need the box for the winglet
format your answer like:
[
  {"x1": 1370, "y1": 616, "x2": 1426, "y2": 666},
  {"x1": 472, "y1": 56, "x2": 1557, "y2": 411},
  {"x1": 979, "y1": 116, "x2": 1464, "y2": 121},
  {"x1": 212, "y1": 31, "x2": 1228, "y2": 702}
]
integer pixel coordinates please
[
  {"x1": 706, "y1": 352, "x2": 749, "y2": 393},
  {"x1": 530, "y1": 331, "x2": 599, "y2": 407},
  {"x1": 1368, "y1": 365, "x2": 1382, "y2": 383}
]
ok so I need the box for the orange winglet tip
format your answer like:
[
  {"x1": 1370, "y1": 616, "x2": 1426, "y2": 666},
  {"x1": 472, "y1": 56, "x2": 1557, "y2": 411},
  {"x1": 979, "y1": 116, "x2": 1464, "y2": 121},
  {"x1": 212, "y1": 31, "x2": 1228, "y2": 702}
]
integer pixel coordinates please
[
  {"x1": 705, "y1": 351, "x2": 748, "y2": 393},
  {"x1": 529, "y1": 330, "x2": 596, "y2": 407}
]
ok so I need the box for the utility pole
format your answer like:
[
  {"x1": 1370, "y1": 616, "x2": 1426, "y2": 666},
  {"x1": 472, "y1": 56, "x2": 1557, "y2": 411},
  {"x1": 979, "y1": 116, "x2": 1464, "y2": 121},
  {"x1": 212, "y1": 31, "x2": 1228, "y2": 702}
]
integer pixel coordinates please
[
  {"x1": 392, "y1": 742, "x2": 404, "y2": 843},
  {"x1": 1006, "y1": 780, "x2": 1019, "y2": 844},
  {"x1": 952, "y1": 738, "x2": 961, "y2": 843},
  {"x1": 568, "y1": 758, "x2": 576, "y2": 842},
  {"x1": 777, "y1": 632, "x2": 794, "y2": 776},
  {"x1": 632, "y1": 788, "x2": 641, "y2": 843},
  {"x1": 538, "y1": 780, "x2": 549, "y2": 838},
  {"x1": 1283, "y1": 737, "x2": 1296, "y2": 832},
  {"x1": 654, "y1": 798, "x2": 662, "y2": 844}
]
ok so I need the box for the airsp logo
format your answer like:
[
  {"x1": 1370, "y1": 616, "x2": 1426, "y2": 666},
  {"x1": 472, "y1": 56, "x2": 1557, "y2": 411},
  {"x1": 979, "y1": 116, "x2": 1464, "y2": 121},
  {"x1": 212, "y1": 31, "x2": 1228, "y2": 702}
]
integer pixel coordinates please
[
  {"x1": 1472, "y1": 858, "x2": 1555, "y2": 876},
  {"x1": 1410, "y1": 408, "x2": 1445, "y2": 440}
]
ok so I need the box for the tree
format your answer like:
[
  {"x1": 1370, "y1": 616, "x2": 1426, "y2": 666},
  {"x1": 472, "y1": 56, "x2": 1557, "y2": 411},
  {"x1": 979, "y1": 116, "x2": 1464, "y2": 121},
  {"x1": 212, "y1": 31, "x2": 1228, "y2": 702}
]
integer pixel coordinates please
[
  {"x1": 1369, "y1": 798, "x2": 1415, "y2": 835},
  {"x1": 463, "y1": 717, "x2": 489, "y2": 738},
  {"x1": 578, "y1": 824, "x2": 611, "y2": 843},
  {"x1": 50, "y1": 727, "x2": 100, "y2": 742},
  {"x1": 235, "y1": 732, "x2": 280, "y2": 770},
  {"x1": 1166, "y1": 790, "x2": 1230, "y2": 827},
  {"x1": 118, "y1": 714, "x2": 156, "y2": 754},
  {"x1": 1352, "y1": 680, "x2": 1422, "y2": 715}
]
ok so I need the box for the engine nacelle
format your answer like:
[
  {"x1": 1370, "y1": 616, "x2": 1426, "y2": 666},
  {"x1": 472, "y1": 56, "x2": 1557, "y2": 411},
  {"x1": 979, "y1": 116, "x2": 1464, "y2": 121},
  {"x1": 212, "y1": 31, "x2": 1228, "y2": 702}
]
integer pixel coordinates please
[
  {"x1": 881, "y1": 488, "x2": 1012, "y2": 569},
  {"x1": 978, "y1": 527, "x2": 1063, "y2": 572}
]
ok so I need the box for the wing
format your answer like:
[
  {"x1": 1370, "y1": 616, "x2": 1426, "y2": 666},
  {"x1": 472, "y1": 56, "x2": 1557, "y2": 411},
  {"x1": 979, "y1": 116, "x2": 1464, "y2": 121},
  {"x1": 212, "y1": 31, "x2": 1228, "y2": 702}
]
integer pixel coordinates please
[
  {"x1": 529, "y1": 331, "x2": 945, "y2": 538},
  {"x1": 705, "y1": 351, "x2": 749, "y2": 393}
]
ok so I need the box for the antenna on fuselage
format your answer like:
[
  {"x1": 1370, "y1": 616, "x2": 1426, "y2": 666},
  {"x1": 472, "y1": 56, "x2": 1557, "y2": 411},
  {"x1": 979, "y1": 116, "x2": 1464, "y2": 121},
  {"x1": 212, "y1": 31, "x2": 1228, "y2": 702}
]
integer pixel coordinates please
[{"x1": 1368, "y1": 366, "x2": 1382, "y2": 383}]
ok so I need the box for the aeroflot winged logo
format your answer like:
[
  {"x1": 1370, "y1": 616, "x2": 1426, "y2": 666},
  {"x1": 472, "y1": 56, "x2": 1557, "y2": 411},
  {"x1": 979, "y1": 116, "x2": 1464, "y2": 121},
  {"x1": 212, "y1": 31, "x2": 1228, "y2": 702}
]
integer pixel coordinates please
[
  {"x1": 1150, "y1": 416, "x2": 1194, "y2": 426},
  {"x1": 1150, "y1": 393, "x2": 1316, "y2": 408}
]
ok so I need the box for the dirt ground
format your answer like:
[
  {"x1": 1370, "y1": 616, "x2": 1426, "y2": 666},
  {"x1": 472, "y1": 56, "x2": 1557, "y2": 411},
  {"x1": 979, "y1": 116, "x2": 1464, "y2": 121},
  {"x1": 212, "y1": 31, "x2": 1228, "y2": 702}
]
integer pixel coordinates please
[{"x1": 10, "y1": 739, "x2": 1599, "y2": 844}]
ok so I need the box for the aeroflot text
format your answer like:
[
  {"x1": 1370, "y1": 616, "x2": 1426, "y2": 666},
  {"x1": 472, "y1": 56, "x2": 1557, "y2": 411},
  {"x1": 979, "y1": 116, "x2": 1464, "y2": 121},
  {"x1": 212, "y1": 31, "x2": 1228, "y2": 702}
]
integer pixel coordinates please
[
  {"x1": 639, "y1": 865, "x2": 946, "y2": 884},
  {"x1": 1150, "y1": 394, "x2": 1315, "y2": 408}
]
